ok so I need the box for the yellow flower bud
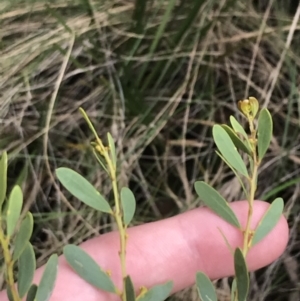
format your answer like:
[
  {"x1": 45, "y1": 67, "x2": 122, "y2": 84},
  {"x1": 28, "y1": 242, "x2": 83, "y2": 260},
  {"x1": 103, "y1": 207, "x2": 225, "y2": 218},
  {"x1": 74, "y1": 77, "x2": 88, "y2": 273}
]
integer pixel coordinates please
[
  {"x1": 248, "y1": 97, "x2": 259, "y2": 117},
  {"x1": 238, "y1": 97, "x2": 259, "y2": 120}
]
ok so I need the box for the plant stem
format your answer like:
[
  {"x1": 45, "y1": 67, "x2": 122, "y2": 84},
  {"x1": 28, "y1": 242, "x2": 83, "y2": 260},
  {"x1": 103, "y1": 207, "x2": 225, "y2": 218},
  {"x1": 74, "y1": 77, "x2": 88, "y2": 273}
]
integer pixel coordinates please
[
  {"x1": 102, "y1": 151, "x2": 127, "y2": 301},
  {"x1": 242, "y1": 161, "x2": 258, "y2": 256},
  {"x1": 242, "y1": 120, "x2": 258, "y2": 256},
  {"x1": 234, "y1": 120, "x2": 259, "y2": 301},
  {"x1": 0, "y1": 228, "x2": 20, "y2": 301},
  {"x1": 81, "y1": 109, "x2": 128, "y2": 300}
]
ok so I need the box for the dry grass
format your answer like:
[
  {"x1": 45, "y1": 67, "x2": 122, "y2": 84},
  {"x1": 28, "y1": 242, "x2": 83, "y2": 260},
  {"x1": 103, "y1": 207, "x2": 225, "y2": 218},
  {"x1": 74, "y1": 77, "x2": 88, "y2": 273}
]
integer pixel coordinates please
[{"x1": 1, "y1": 0, "x2": 300, "y2": 299}]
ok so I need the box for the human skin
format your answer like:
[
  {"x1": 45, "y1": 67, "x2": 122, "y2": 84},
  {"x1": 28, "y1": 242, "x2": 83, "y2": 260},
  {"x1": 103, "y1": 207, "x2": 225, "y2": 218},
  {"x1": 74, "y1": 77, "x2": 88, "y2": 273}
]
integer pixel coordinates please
[{"x1": 0, "y1": 200, "x2": 289, "y2": 301}]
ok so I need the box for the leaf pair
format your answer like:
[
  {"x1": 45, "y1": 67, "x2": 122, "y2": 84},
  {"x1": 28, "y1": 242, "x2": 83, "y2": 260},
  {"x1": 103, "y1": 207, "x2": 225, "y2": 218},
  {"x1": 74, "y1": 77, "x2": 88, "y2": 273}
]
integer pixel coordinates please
[
  {"x1": 213, "y1": 109, "x2": 273, "y2": 176},
  {"x1": 14, "y1": 210, "x2": 58, "y2": 301},
  {"x1": 14, "y1": 213, "x2": 35, "y2": 299},
  {"x1": 196, "y1": 248, "x2": 248, "y2": 301},
  {"x1": 125, "y1": 276, "x2": 173, "y2": 301},
  {"x1": 195, "y1": 190, "x2": 283, "y2": 301},
  {"x1": 194, "y1": 181, "x2": 283, "y2": 241},
  {"x1": 63, "y1": 244, "x2": 173, "y2": 300},
  {"x1": 6, "y1": 185, "x2": 35, "y2": 270},
  {"x1": 7, "y1": 252, "x2": 58, "y2": 301},
  {"x1": 137, "y1": 281, "x2": 173, "y2": 301}
]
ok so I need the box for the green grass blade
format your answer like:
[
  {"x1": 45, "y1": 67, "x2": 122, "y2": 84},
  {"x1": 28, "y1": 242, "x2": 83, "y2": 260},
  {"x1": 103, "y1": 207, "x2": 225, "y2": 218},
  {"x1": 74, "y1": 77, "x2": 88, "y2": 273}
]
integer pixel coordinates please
[
  {"x1": 147, "y1": 0, "x2": 209, "y2": 90},
  {"x1": 261, "y1": 177, "x2": 300, "y2": 200},
  {"x1": 194, "y1": 181, "x2": 240, "y2": 228},
  {"x1": 132, "y1": 0, "x2": 148, "y2": 33},
  {"x1": 45, "y1": 4, "x2": 73, "y2": 34},
  {"x1": 136, "y1": 0, "x2": 177, "y2": 87}
]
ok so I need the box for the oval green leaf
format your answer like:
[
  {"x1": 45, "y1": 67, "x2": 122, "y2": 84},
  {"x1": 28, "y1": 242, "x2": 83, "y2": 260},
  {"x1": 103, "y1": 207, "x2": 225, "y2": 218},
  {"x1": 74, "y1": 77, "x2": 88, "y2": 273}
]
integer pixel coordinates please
[
  {"x1": 231, "y1": 279, "x2": 237, "y2": 301},
  {"x1": 196, "y1": 272, "x2": 218, "y2": 301},
  {"x1": 63, "y1": 244, "x2": 116, "y2": 293},
  {"x1": 0, "y1": 152, "x2": 8, "y2": 208},
  {"x1": 221, "y1": 125, "x2": 251, "y2": 155},
  {"x1": 121, "y1": 187, "x2": 136, "y2": 226},
  {"x1": 26, "y1": 284, "x2": 38, "y2": 301},
  {"x1": 213, "y1": 125, "x2": 248, "y2": 177},
  {"x1": 257, "y1": 108, "x2": 273, "y2": 161},
  {"x1": 56, "y1": 167, "x2": 112, "y2": 213},
  {"x1": 35, "y1": 254, "x2": 58, "y2": 301},
  {"x1": 137, "y1": 281, "x2": 173, "y2": 301},
  {"x1": 234, "y1": 248, "x2": 249, "y2": 301},
  {"x1": 13, "y1": 212, "x2": 33, "y2": 261},
  {"x1": 230, "y1": 116, "x2": 248, "y2": 139},
  {"x1": 252, "y1": 197, "x2": 284, "y2": 246},
  {"x1": 125, "y1": 275, "x2": 136, "y2": 301},
  {"x1": 194, "y1": 181, "x2": 240, "y2": 228},
  {"x1": 18, "y1": 242, "x2": 36, "y2": 298},
  {"x1": 7, "y1": 185, "x2": 23, "y2": 237},
  {"x1": 107, "y1": 132, "x2": 117, "y2": 168}
]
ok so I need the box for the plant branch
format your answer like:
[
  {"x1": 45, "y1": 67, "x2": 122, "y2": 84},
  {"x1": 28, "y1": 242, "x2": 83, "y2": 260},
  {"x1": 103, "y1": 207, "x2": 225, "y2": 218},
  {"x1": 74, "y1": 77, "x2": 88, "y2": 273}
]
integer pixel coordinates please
[
  {"x1": 101, "y1": 147, "x2": 128, "y2": 301},
  {"x1": 0, "y1": 228, "x2": 20, "y2": 301}
]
